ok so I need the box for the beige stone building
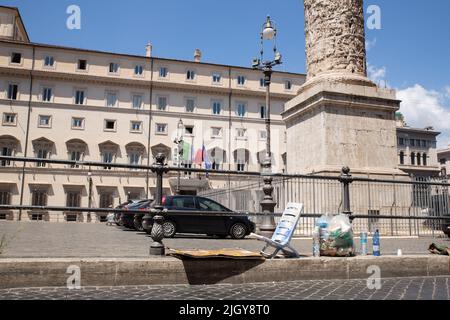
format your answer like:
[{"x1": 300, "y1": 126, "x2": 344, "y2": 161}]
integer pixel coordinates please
[
  {"x1": 0, "y1": 6, "x2": 305, "y2": 222},
  {"x1": 438, "y1": 147, "x2": 450, "y2": 178}
]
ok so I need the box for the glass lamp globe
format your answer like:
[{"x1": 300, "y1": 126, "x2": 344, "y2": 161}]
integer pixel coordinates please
[{"x1": 262, "y1": 26, "x2": 275, "y2": 40}]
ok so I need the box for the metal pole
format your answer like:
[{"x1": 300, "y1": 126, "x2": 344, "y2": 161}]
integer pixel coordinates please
[
  {"x1": 339, "y1": 167, "x2": 354, "y2": 222},
  {"x1": 88, "y1": 168, "x2": 92, "y2": 223},
  {"x1": 149, "y1": 153, "x2": 168, "y2": 256},
  {"x1": 264, "y1": 68, "x2": 272, "y2": 159},
  {"x1": 176, "y1": 148, "x2": 181, "y2": 195}
]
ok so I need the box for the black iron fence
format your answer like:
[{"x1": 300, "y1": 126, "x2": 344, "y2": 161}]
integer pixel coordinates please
[{"x1": 0, "y1": 155, "x2": 449, "y2": 239}]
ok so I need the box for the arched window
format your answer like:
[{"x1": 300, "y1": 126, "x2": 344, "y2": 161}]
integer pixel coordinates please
[
  {"x1": 423, "y1": 154, "x2": 427, "y2": 166},
  {"x1": 417, "y1": 153, "x2": 421, "y2": 166},
  {"x1": 399, "y1": 151, "x2": 405, "y2": 165},
  {"x1": 410, "y1": 153, "x2": 415, "y2": 166}
]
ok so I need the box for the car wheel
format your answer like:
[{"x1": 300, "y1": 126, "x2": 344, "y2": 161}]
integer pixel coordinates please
[
  {"x1": 230, "y1": 223, "x2": 247, "y2": 240},
  {"x1": 163, "y1": 221, "x2": 176, "y2": 238}
]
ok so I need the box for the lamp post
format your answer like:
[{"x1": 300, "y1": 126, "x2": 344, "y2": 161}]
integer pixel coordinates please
[
  {"x1": 174, "y1": 119, "x2": 184, "y2": 195},
  {"x1": 87, "y1": 168, "x2": 93, "y2": 223},
  {"x1": 252, "y1": 16, "x2": 282, "y2": 235}
]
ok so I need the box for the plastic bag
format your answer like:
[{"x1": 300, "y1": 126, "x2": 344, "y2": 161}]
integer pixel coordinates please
[{"x1": 320, "y1": 214, "x2": 355, "y2": 257}]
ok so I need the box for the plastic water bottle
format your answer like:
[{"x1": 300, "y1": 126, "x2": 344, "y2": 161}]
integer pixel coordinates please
[
  {"x1": 373, "y1": 230, "x2": 381, "y2": 256},
  {"x1": 313, "y1": 226, "x2": 320, "y2": 257},
  {"x1": 360, "y1": 232, "x2": 368, "y2": 256}
]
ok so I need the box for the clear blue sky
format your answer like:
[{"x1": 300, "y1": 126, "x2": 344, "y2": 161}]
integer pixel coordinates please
[
  {"x1": 2, "y1": 0, "x2": 447, "y2": 89},
  {"x1": 3, "y1": 0, "x2": 450, "y2": 145}
]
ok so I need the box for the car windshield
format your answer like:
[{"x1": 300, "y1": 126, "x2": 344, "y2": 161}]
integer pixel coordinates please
[
  {"x1": 127, "y1": 200, "x2": 151, "y2": 209},
  {"x1": 198, "y1": 198, "x2": 228, "y2": 211}
]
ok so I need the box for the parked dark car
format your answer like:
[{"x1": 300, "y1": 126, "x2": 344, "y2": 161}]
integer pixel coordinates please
[
  {"x1": 114, "y1": 200, "x2": 138, "y2": 226},
  {"x1": 119, "y1": 200, "x2": 151, "y2": 230},
  {"x1": 141, "y1": 196, "x2": 255, "y2": 239}
]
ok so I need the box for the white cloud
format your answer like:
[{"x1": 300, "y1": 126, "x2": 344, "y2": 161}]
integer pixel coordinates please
[
  {"x1": 365, "y1": 38, "x2": 377, "y2": 51},
  {"x1": 397, "y1": 84, "x2": 450, "y2": 148},
  {"x1": 367, "y1": 62, "x2": 387, "y2": 87}
]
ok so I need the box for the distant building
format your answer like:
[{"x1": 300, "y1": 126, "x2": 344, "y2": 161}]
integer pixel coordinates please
[
  {"x1": 395, "y1": 113, "x2": 441, "y2": 177},
  {"x1": 437, "y1": 146, "x2": 450, "y2": 178}
]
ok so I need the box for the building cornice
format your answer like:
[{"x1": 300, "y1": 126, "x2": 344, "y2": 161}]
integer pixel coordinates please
[{"x1": 0, "y1": 39, "x2": 305, "y2": 78}]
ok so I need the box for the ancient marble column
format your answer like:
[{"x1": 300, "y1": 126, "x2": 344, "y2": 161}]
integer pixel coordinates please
[
  {"x1": 282, "y1": 0, "x2": 402, "y2": 177},
  {"x1": 303, "y1": 0, "x2": 374, "y2": 86}
]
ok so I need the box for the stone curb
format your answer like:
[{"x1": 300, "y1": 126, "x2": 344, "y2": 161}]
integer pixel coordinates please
[{"x1": 0, "y1": 255, "x2": 449, "y2": 289}]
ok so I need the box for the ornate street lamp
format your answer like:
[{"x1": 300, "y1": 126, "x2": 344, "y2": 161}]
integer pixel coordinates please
[
  {"x1": 174, "y1": 119, "x2": 184, "y2": 195},
  {"x1": 87, "y1": 168, "x2": 93, "y2": 223},
  {"x1": 252, "y1": 15, "x2": 282, "y2": 235}
]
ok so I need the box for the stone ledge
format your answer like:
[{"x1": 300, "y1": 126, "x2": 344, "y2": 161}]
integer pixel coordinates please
[{"x1": 0, "y1": 255, "x2": 448, "y2": 289}]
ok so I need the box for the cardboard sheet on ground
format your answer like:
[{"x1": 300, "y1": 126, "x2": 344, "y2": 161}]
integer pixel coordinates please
[{"x1": 167, "y1": 248, "x2": 265, "y2": 260}]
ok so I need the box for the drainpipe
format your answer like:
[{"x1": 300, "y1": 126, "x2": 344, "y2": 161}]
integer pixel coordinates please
[{"x1": 18, "y1": 45, "x2": 36, "y2": 221}]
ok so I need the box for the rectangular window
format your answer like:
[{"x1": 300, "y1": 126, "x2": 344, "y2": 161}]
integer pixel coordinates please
[
  {"x1": 236, "y1": 128, "x2": 247, "y2": 138},
  {"x1": 260, "y1": 78, "x2": 267, "y2": 88},
  {"x1": 0, "y1": 191, "x2": 10, "y2": 205},
  {"x1": 410, "y1": 139, "x2": 415, "y2": 147},
  {"x1": 71, "y1": 117, "x2": 84, "y2": 129},
  {"x1": 109, "y1": 62, "x2": 119, "y2": 74},
  {"x1": 159, "y1": 67, "x2": 168, "y2": 78},
  {"x1": 157, "y1": 96, "x2": 167, "y2": 111},
  {"x1": 259, "y1": 130, "x2": 267, "y2": 140},
  {"x1": 37, "y1": 149, "x2": 48, "y2": 167},
  {"x1": 421, "y1": 140, "x2": 427, "y2": 148},
  {"x1": 398, "y1": 138, "x2": 404, "y2": 146},
  {"x1": 3, "y1": 113, "x2": 16, "y2": 126},
  {"x1": 260, "y1": 105, "x2": 266, "y2": 119},
  {"x1": 132, "y1": 95, "x2": 143, "y2": 109},
  {"x1": 77, "y1": 59, "x2": 87, "y2": 70},
  {"x1": 131, "y1": 121, "x2": 142, "y2": 133},
  {"x1": 66, "y1": 192, "x2": 81, "y2": 208},
  {"x1": 104, "y1": 120, "x2": 116, "y2": 131},
  {"x1": 7, "y1": 84, "x2": 18, "y2": 100},
  {"x1": 75, "y1": 90, "x2": 85, "y2": 105},
  {"x1": 186, "y1": 98, "x2": 195, "y2": 113},
  {"x1": 1, "y1": 147, "x2": 12, "y2": 167},
  {"x1": 185, "y1": 125, "x2": 194, "y2": 136},
  {"x1": 106, "y1": 92, "x2": 118, "y2": 107},
  {"x1": 212, "y1": 101, "x2": 221, "y2": 115},
  {"x1": 212, "y1": 73, "x2": 221, "y2": 83},
  {"x1": 44, "y1": 56, "x2": 55, "y2": 67},
  {"x1": 100, "y1": 193, "x2": 114, "y2": 208},
  {"x1": 416, "y1": 140, "x2": 421, "y2": 147},
  {"x1": 70, "y1": 150, "x2": 82, "y2": 168},
  {"x1": 102, "y1": 153, "x2": 114, "y2": 170},
  {"x1": 285, "y1": 80, "x2": 292, "y2": 90},
  {"x1": 38, "y1": 115, "x2": 51, "y2": 128},
  {"x1": 186, "y1": 70, "x2": 196, "y2": 81},
  {"x1": 42, "y1": 87, "x2": 52, "y2": 102},
  {"x1": 237, "y1": 75, "x2": 246, "y2": 86},
  {"x1": 129, "y1": 152, "x2": 140, "y2": 166},
  {"x1": 134, "y1": 65, "x2": 144, "y2": 76},
  {"x1": 156, "y1": 123, "x2": 168, "y2": 135},
  {"x1": 32, "y1": 190, "x2": 47, "y2": 206},
  {"x1": 236, "y1": 103, "x2": 246, "y2": 117},
  {"x1": 11, "y1": 52, "x2": 21, "y2": 64},
  {"x1": 211, "y1": 127, "x2": 222, "y2": 138}
]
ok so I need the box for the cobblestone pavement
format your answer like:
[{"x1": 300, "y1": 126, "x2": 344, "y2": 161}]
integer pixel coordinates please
[
  {"x1": 0, "y1": 221, "x2": 448, "y2": 258},
  {"x1": 0, "y1": 277, "x2": 449, "y2": 300}
]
